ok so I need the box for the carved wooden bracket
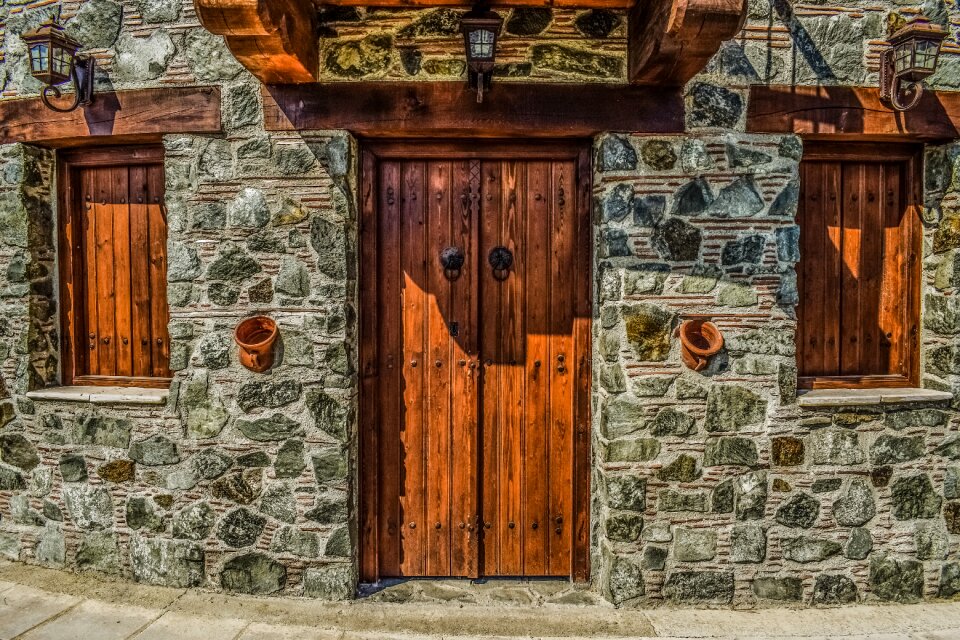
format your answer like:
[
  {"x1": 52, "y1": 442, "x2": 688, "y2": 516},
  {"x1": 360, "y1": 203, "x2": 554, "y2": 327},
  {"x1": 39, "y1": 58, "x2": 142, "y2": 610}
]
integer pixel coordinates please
[
  {"x1": 194, "y1": 0, "x2": 318, "y2": 84},
  {"x1": 628, "y1": 0, "x2": 748, "y2": 86}
]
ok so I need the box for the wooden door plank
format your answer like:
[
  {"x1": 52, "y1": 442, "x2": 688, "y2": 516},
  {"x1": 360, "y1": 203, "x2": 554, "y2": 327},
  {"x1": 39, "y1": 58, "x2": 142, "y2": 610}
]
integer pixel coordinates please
[
  {"x1": 128, "y1": 166, "x2": 153, "y2": 378},
  {"x1": 377, "y1": 160, "x2": 403, "y2": 578},
  {"x1": 146, "y1": 165, "x2": 170, "y2": 378},
  {"x1": 81, "y1": 169, "x2": 100, "y2": 377},
  {"x1": 479, "y1": 160, "x2": 503, "y2": 577},
  {"x1": 94, "y1": 168, "x2": 119, "y2": 375},
  {"x1": 112, "y1": 166, "x2": 133, "y2": 377},
  {"x1": 450, "y1": 159, "x2": 480, "y2": 578},
  {"x1": 498, "y1": 160, "x2": 525, "y2": 576},
  {"x1": 425, "y1": 160, "x2": 453, "y2": 576},
  {"x1": 880, "y1": 162, "x2": 905, "y2": 379},
  {"x1": 548, "y1": 159, "x2": 576, "y2": 576},
  {"x1": 859, "y1": 163, "x2": 885, "y2": 376},
  {"x1": 571, "y1": 147, "x2": 592, "y2": 583},
  {"x1": 839, "y1": 162, "x2": 864, "y2": 376},
  {"x1": 399, "y1": 160, "x2": 428, "y2": 576},
  {"x1": 522, "y1": 161, "x2": 550, "y2": 576},
  {"x1": 359, "y1": 150, "x2": 381, "y2": 582}
]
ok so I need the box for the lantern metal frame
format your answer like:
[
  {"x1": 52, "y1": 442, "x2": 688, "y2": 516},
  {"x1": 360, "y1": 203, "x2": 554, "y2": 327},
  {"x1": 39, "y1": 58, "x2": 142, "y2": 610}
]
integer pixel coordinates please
[
  {"x1": 459, "y1": 6, "x2": 503, "y2": 103},
  {"x1": 21, "y1": 19, "x2": 96, "y2": 113},
  {"x1": 879, "y1": 16, "x2": 948, "y2": 112}
]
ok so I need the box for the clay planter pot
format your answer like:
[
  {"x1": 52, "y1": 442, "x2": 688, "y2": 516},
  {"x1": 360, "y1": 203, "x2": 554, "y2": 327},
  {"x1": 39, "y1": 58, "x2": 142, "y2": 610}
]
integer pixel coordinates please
[
  {"x1": 235, "y1": 316, "x2": 279, "y2": 373},
  {"x1": 678, "y1": 319, "x2": 724, "y2": 372}
]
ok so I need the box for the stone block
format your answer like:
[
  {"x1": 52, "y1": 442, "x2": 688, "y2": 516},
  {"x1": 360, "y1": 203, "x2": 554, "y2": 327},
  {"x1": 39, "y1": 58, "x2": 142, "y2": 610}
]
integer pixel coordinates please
[
  {"x1": 130, "y1": 536, "x2": 204, "y2": 588},
  {"x1": 674, "y1": 527, "x2": 716, "y2": 561},
  {"x1": 664, "y1": 571, "x2": 734, "y2": 604}
]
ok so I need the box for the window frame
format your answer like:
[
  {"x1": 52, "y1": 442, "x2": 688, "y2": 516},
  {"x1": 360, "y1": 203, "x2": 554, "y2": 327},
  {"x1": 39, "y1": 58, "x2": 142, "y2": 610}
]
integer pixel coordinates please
[
  {"x1": 797, "y1": 141, "x2": 923, "y2": 390},
  {"x1": 57, "y1": 145, "x2": 171, "y2": 389}
]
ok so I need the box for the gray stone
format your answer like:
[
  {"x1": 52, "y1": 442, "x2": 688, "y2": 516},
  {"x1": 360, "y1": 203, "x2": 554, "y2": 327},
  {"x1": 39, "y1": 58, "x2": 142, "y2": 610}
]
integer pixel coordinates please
[
  {"x1": 947, "y1": 467, "x2": 960, "y2": 500},
  {"x1": 775, "y1": 492, "x2": 820, "y2": 528},
  {"x1": 191, "y1": 448, "x2": 233, "y2": 480},
  {"x1": 674, "y1": 527, "x2": 716, "y2": 561},
  {"x1": 324, "y1": 34, "x2": 393, "y2": 78},
  {"x1": 876, "y1": 432, "x2": 930, "y2": 468},
  {"x1": 228, "y1": 188, "x2": 270, "y2": 228},
  {"x1": 730, "y1": 524, "x2": 766, "y2": 563},
  {"x1": 605, "y1": 512, "x2": 643, "y2": 542},
  {"x1": 649, "y1": 408, "x2": 696, "y2": 437},
  {"x1": 63, "y1": 485, "x2": 113, "y2": 530},
  {"x1": 916, "y1": 522, "x2": 950, "y2": 560},
  {"x1": 129, "y1": 435, "x2": 180, "y2": 466},
  {"x1": 782, "y1": 536, "x2": 842, "y2": 563},
  {"x1": 275, "y1": 256, "x2": 310, "y2": 298},
  {"x1": 717, "y1": 284, "x2": 758, "y2": 307},
  {"x1": 574, "y1": 9, "x2": 620, "y2": 37},
  {"x1": 226, "y1": 84, "x2": 260, "y2": 129},
  {"x1": 712, "y1": 479, "x2": 735, "y2": 513},
  {"x1": 197, "y1": 333, "x2": 231, "y2": 369},
  {"x1": 870, "y1": 554, "x2": 924, "y2": 603},
  {"x1": 236, "y1": 452, "x2": 270, "y2": 468},
  {"x1": 325, "y1": 527, "x2": 351, "y2": 557},
  {"x1": 602, "y1": 184, "x2": 633, "y2": 223},
  {"x1": 396, "y1": 9, "x2": 462, "y2": 38},
  {"x1": 623, "y1": 304, "x2": 675, "y2": 361},
  {"x1": 207, "y1": 283, "x2": 239, "y2": 306},
  {"x1": 810, "y1": 428, "x2": 865, "y2": 465},
  {"x1": 672, "y1": 178, "x2": 713, "y2": 216},
  {"x1": 686, "y1": 83, "x2": 743, "y2": 129},
  {"x1": 735, "y1": 471, "x2": 768, "y2": 520},
  {"x1": 721, "y1": 234, "x2": 765, "y2": 265},
  {"x1": 606, "y1": 438, "x2": 660, "y2": 462},
  {"x1": 0, "y1": 533, "x2": 20, "y2": 560},
  {"x1": 680, "y1": 264, "x2": 721, "y2": 294},
  {"x1": 658, "y1": 454, "x2": 700, "y2": 482},
  {"x1": 76, "y1": 531, "x2": 120, "y2": 574},
  {"x1": 307, "y1": 391, "x2": 349, "y2": 441},
  {"x1": 260, "y1": 483, "x2": 296, "y2": 523},
  {"x1": 890, "y1": 474, "x2": 942, "y2": 520},
  {"x1": 940, "y1": 563, "x2": 960, "y2": 598},
  {"x1": 727, "y1": 144, "x2": 772, "y2": 168},
  {"x1": 274, "y1": 439, "x2": 306, "y2": 479},
  {"x1": 938, "y1": 436, "x2": 960, "y2": 460},
  {"x1": 277, "y1": 144, "x2": 318, "y2": 176},
  {"x1": 184, "y1": 30, "x2": 244, "y2": 82},
  {"x1": 652, "y1": 217, "x2": 702, "y2": 262},
  {"x1": 168, "y1": 242, "x2": 202, "y2": 283},
  {"x1": 641, "y1": 140, "x2": 677, "y2": 170},
  {"x1": 221, "y1": 553, "x2": 287, "y2": 594},
  {"x1": 36, "y1": 526, "x2": 65, "y2": 566},
  {"x1": 641, "y1": 546, "x2": 667, "y2": 571},
  {"x1": 531, "y1": 44, "x2": 622, "y2": 79},
  {"x1": 886, "y1": 409, "x2": 948, "y2": 430},
  {"x1": 832, "y1": 479, "x2": 876, "y2": 527},
  {"x1": 126, "y1": 496, "x2": 164, "y2": 532},
  {"x1": 658, "y1": 489, "x2": 708, "y2": 513},
  {"x1": 704, "y1": 437, "x2": 758, "y2": 467},
  {"x1": 597, "y1": 135, "x2": 637, "y2": 172},
  {"x1": 10, "y1": 495, "x2": 43, "y2": 526},
  {"x1": 66, "y1": 0, "x2": 122, "y2": 48},
  {"x1": 752, "y1": 577, "x2": 802, "y2": 601},
  {"x1": 271, "y1": 526, "x2": 319, "y2": 558},
  {"x1": 236, "y1": 414, "x2": 303, "y2": 441},
  {"x1": 925, "y1": 294, "x2": 960, "y2": 335},
  {"x1": 173, "y1": 502, "x2": 215, "y2": 541},
  {"x1": 664, "y1": 571, "x2": 734, "y2": 604},
  {"x1": 607, "y1": 555, "x2": 644, "y2": 604},
  {"x1": 303, "y1": 564, "x2": 353, "y2": 600},
  {"x1": 131, "y1": 535, "x2": 204, "y2": 588},
  {"x1": 634, "y1": 196, "x2": 666, "y2": 227},
  {"x1": 605, "y1": 475, "x2": 645, "y2": 512},
  {"x1": 708, "y1": 177, "x2": 765, "y2": 218},
  {"x1": 0, "y1": 434, "x2": 38, "y2": 471},
  {"x1": 705, "y1": 385, "x2": 767, "y2": 432},
  {"x1": 112, "y1": 31, "x2": 176, "y2": 82},
  {"x1": 313, "y1": 449, "x2": 348, "y2": 485},
  {"x1": 0, "y1": 466, "x2": 26, "y2": 491},
  {"x1": 207, "y1": 246, "x2": 261, "y2": 282},
  {"x1": 138, "y1": 0, "x2": 181, "y2": 23},
  {"x1": 306, "y1": 493, "x2": 348, "y2": 524},
  {"x1": 813, "y1": 574, "x2": 858, "y2": 604},
  {"x1": 218, "y1": 508, "x2": 267, "y2": 548},
  {"x1": 237, "y1": 379, "x2": 302, "y2": 412},
  {"x1": 211, "y1": 469, "x2": 262, "y2": 505}
]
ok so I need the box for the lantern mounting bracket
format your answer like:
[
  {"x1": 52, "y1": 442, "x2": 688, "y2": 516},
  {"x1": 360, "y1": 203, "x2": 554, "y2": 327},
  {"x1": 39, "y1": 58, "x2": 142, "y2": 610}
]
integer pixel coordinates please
[{"x1": 41, "y1": 56, "x2": 95, "y2": 113}]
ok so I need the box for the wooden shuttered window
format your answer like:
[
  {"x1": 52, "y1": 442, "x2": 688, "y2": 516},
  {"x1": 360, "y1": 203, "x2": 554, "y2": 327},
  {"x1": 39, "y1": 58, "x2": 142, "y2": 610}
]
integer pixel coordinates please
[
  {"x1": 796, "y1": 143, "x2": 922, "y2": 389},
  {"x1": 59, "y1": 147, "x2": 171, "y2": 388}
]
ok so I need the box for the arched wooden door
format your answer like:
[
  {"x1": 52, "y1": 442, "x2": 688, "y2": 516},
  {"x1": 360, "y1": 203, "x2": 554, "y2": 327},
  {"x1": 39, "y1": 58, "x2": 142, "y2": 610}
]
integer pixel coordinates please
[{"x1": 358, "y1": 141, "x2": 592, "y2": 582}]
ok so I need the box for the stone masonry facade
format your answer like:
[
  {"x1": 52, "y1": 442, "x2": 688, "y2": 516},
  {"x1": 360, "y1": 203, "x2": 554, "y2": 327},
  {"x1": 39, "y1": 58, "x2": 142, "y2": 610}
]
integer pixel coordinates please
[{"x1": 1, "y1": 0, "x2": 960, "y2": 607}]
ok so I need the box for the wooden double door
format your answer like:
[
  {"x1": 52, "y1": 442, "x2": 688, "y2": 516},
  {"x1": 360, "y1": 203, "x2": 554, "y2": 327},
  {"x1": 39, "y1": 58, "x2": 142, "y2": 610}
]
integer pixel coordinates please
[{"x1": 359, "y1": 142, "x2": 591, "y2": 582}]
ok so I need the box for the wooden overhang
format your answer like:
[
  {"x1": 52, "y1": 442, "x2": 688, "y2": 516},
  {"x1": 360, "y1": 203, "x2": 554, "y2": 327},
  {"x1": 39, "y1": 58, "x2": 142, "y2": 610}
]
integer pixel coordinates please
[
  {"x1": 0, "y1": 86, "x2": 222, "y2": 148},
  {"x1": 747, "y1": 85, "x2": 960, "y2": 142},
  {"x1": 195, "y1": 0, "x2": 749, "y2": 86}
]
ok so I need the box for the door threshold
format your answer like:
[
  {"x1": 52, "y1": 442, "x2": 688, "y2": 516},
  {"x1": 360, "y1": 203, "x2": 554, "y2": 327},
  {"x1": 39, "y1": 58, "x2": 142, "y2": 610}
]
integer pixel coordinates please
[{"x1": 358, "y1": 577, "x2": 599, "y2": 607}]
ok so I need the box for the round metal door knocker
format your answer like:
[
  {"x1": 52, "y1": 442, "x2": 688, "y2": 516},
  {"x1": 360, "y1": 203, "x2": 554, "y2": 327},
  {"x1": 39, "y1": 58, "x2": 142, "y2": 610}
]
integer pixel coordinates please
[
  {"x1": 488, "y1": 246, "x2": 513, "y2": 281},
  {"x1": 439, "y1": 246, "x2": 465, "y2": 280}
]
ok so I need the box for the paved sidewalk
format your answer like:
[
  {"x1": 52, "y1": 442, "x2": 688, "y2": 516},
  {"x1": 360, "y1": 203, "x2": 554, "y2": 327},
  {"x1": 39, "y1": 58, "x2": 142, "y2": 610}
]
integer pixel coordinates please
[{"x1": 0, "y1": 562, "x2": 959, "y2": 639}]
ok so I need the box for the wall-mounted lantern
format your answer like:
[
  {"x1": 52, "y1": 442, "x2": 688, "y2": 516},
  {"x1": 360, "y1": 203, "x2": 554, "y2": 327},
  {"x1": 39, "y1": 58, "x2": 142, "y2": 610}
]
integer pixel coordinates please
[
  {"x1": 21, "y1": 20, "x2": 95, "y2": 113},
  {"x1": 460, "y1": 6, "x2": 502, "y2": 103},
  {"x1": 880, "y1": 16, "x2": 948, "y2": 111}
]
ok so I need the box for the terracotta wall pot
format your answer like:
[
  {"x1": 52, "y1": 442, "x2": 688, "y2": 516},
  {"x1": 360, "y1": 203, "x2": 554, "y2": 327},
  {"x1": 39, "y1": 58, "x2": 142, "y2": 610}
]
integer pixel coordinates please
[
  {"x1": 678, "y1": 320, "x2": 724, "y2": 372},
  {"x1": 235, "y1": 316, "x2": 279, "y2": 373}
]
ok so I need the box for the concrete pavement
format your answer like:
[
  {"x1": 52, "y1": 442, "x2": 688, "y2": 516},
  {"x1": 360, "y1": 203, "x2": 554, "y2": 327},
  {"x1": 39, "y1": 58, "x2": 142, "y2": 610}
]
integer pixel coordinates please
[{"x1": 0, "y1": 561, "x2": 959, "y2": 639}]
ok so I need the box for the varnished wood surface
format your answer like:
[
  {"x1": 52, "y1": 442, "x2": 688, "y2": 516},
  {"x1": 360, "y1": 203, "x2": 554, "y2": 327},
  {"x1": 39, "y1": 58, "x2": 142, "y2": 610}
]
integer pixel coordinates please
[
  {"x1": 58, "y1": 148, "x2": 171, "y2": 388},
  {"x1": 262, "y1": 83, "x2": 684, "y2": 138},
  {"x1": 359, "y1": 142, "x2": 590, "y2": 581},
  {"x1": 748, "y1": 85, "x2": 960, "y2": 142},
  {"x1": 796, "y1": 143, "x2": 921, "y2": 389},
  {"x1": 0, "y1": 87, "x2": 221, "y2": 148}
]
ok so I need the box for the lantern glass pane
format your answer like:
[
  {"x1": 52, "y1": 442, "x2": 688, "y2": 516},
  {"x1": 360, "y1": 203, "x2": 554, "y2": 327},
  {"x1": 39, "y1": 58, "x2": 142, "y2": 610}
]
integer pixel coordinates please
[
  {"x1": 52, "y1": 45, "x2": 72, "y2": 78},
  {"x1": 469, "y1": 29, "x2": 495, "y2": 59},
  {"x1": 894, "y1": 41, "x2": 913, "y2": 73},
  {"x1": 916, "y1": 38, "x2": 939, "y2": 70},
  {"x1": 29, "y1": 44, "x2": 49, "y2": 73}
]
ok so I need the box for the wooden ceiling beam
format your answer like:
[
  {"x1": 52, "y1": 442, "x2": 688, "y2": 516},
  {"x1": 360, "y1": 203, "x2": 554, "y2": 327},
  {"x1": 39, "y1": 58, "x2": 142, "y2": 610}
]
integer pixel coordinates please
[
  {"x1": 195, "y1": 0, "x2": 318, "y2": 84},
  {"x1": 628, "y1": 0, "x2": 748, "y2": 86}
]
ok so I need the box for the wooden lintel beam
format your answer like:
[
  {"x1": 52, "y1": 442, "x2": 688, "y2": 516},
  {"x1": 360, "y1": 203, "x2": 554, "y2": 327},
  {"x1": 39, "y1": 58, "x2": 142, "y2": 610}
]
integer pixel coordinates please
[
  {"x1": 317, "y1": 0, "x2": 634, "y2": 6},
  {"x1": 747, "y1": 85, "x2": 960, "y2": 142},
  {"x1": 0, "y1": 86, "x2": 222, "y2": 148},
  {"x1": 628, "y1": 0, "x2": 748, "y2": 86},
  {"x1": 262, "y1": 82, "x2": 684, "y2": 137},
  {"x1": 195, "y1": 0, "x2": 318, "y2": 84}
]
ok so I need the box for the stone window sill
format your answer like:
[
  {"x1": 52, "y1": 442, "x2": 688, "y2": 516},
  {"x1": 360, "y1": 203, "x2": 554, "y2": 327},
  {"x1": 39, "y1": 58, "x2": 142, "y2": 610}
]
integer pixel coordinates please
[
  {"x1": 797, "y1": 388, "x2": 953, "y2": 408},
  {"x1": 26, "y1": 386, "x2": 169, "y2": 406}
]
